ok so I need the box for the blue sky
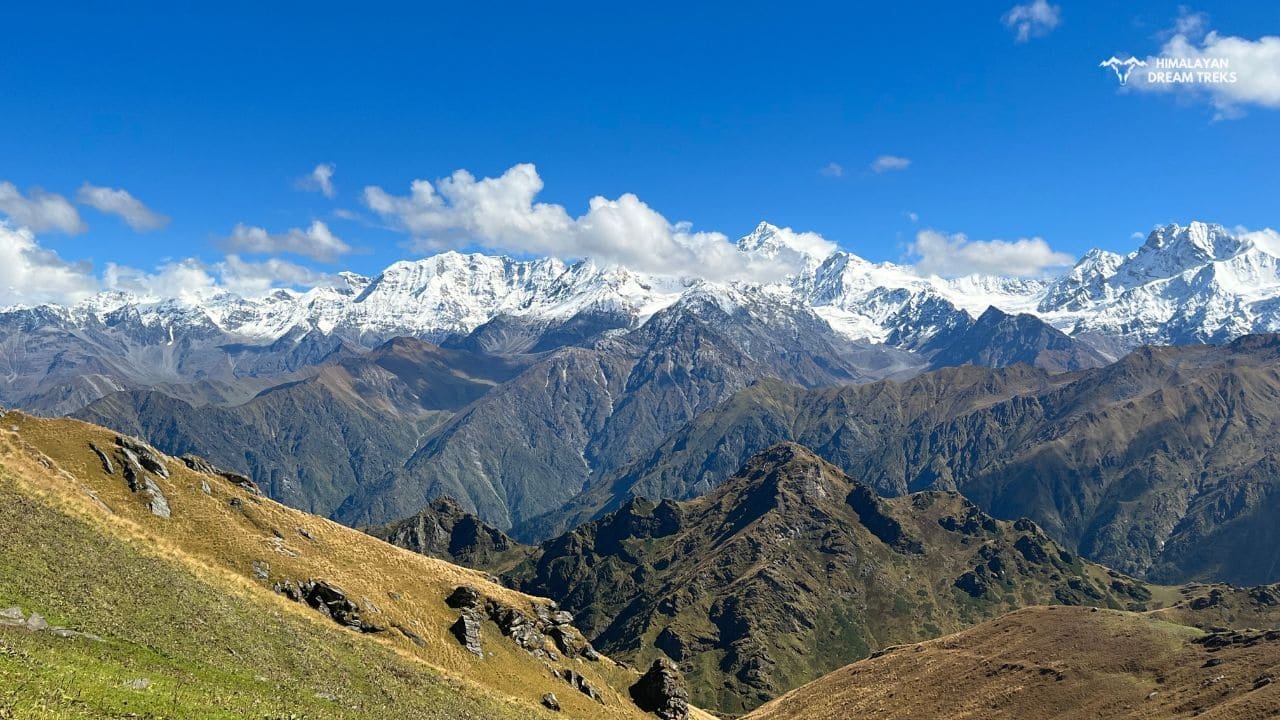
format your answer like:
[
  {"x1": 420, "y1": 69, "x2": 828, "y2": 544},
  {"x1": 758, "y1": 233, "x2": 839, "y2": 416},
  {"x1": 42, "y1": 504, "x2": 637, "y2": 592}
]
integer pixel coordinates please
[{"x1": 2, "y1": 1, "x2": 1279, "y2": 301}]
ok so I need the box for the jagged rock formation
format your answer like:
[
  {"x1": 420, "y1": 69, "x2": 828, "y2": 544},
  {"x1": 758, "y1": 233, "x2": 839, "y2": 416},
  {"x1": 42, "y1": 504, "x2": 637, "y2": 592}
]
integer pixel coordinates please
[
  {"x1": 364, "y1": 496, "x2": 531, "y2": 571},
  {"x1": 629, "y1": 659, "x2": 690, "y2": 720},
  {"x1": 272, "y1": 579, "x2": 384, "y2": 633},
  {"x1": 443, "y1": 584, "x2": 602, "y2": 664},
  {"x1": 509, "y1": 444, "x2": 1148, "y2": 713}
]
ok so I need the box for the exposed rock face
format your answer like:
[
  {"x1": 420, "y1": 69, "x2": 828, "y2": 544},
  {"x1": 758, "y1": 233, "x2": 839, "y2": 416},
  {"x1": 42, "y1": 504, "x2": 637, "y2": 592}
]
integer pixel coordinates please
[
  {"x1": 89, "y1": 443, "x2": 113, "y2": 475},
  {"x1": 510, "y1": 444, "x2": 1148, "y2": 714},
  {"x1": 555, "y1": 668, "x2": 604, "y2": 703},
  {"x1": 115, "y1": 436, "x2": 169, "y2": 478},
  {"x1": 540, "y1": 692, "x2": 561, "y2": 711},
  {"x1": 630, "y1": 658, "x2": 689, "y2": 720},
  {"x1": 179, "y1": 454, "x2": 219, "y2": 475},
  {"x1": 272, "y1": 579, "x2": 382, "y2": 633},
  {"x1": 103, "y1": 440, "x2": 171, "y2": 518},
  {"x1": 445, "y1": 585, "x2": 484, "y2": 610},
  {"x1": 142, "y1": 477, "x2": 170, "y2": 518},
  {"x1": 450, "y1": 611, "x2": 484, "y2": 656},
  {"x1": 440, "y1": 584, "x2": 601, "y2": 663}
]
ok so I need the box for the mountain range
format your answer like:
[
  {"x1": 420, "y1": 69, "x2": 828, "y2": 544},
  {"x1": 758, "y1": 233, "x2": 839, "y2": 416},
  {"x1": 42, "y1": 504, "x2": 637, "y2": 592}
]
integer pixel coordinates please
[
  {"x1": 552, "y1": 334, "x2": 1280, "y2": 586},
  {"x1": 5, "y1": 221, "x2": 1278, "y2": 415}
]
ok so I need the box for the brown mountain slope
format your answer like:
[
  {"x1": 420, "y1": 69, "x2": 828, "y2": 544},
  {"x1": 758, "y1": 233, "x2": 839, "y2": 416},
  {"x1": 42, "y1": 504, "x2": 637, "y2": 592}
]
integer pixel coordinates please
[
  {"x1": 75, "y1": 336, "x2": 528, "y2": 517},
  {"x1": 0, "y1": 411, "x2": 713, "y2": 719},
  {"x1": 508, "y1": 443, "x2": 1154, "y2": 714},
  {"x1": 576, "y1": 334, "x2": 1280, "y2": 585},
  {"x1": 745, "y1": 606, "x2": 1280, "y2": 720}
]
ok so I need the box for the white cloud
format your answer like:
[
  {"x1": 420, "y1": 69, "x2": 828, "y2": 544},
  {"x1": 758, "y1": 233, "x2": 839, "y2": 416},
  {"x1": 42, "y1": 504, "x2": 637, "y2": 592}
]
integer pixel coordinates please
[
  {"x1": 1003, "y1": 0, "x2": 1061, "y2": 43},
  {"x1": 222, "y1": 220, "x2": 351, "y2": 262},
  {"x1": 0, "y1": 219, "x2": 336, "y2": 308},
  {"x1": 909, "y1": 229, "x2": 1074, "y2": 277},
  {"x1": 296, "y1": 163, "x2": 336, "y2": 198},
  {"x1": 1171, "y1": 8, "x2": 1208, "y2": 39},
  {"x1": 0, "y1": 182, "x2": 85, "y2": 234},
  {"x1": 1235, "y1": 226, "x2": 1280, "y2": 256},
  {"x1": 215, "y1": 255, "x2": 333, "y2": 296},
  {"x1": 76, "y1": 183, "x2": 169, "y2": 232},
  {"x1": 819, "y1": 162, "x2": 845, "y2": 178},
  {"x1": 362, "y1": 163, "x2": 803, "y2": 282},
  {"x1": 1130, "y1": 20, "x2": 1280, "y2": 118},
  {"x1": 870, "y1": 155, "x2": 911, "y2": 173},
  {"x1": 101, "y1": 254, "x2": 331, "y2": 302},
  {"x1": 102, "y1": 259, "x2": 218, "y2": 304},
  {"x1": 905, "y1": 211, "x2": 920, "y2": 223},
  {"x1": 0, "y1": 222, "x2": 98, "y2": 306}
]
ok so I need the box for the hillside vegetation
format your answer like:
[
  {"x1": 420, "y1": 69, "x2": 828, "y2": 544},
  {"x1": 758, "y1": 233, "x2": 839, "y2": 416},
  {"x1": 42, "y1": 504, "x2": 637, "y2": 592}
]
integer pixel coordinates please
[
  {"x1": 745, "y1": 606, "x2": 1280, "y2": 720},
  {"x1": 0, "y1": 411, "x2": 708, "y2": 719}
]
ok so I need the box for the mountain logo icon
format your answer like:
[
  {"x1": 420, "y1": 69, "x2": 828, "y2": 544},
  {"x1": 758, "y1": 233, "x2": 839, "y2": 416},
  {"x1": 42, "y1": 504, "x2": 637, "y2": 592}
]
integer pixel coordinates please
[{"x1": 1100, "y1": 56, "x2": 1147, "y2": 85}]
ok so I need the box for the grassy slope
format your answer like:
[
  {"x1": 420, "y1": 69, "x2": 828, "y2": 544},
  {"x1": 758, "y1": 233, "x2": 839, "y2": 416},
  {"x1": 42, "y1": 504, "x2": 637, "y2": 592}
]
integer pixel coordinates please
[
  {"x1": 745, "y1": 606, "x2": 1280, "y2": 720},
  {"x1": 0, "y1": 411, "x2": 663, "y2": 720}
]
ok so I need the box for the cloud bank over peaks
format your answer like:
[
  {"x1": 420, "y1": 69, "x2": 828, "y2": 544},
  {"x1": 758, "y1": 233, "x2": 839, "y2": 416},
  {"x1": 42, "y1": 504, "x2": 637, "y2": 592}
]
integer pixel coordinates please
[
  {"x1": 0, "y1": 222, "x2": 97, "y2": 306},
  {"x1": 908, "y1": 228, "x2": 1075, "y2": 277},
  {"x1": 222, "y1": 220, "x2": 351, "y2": 262},
  {"x1": 361, "y1": 163, "x2": 813, "y2": 282}
]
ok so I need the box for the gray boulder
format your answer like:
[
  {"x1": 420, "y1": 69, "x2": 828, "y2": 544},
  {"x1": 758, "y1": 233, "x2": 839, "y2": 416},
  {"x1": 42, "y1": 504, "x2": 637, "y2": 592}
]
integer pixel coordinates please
[
  {"x1": 629, "y1": 658, "x2": 689, "y2": 720},
  {"x1": 450, "y1": 611, "x2": 484, "y2": 656},
  {"x1": 115, "y1": 436, "x2": 169, "y2": 478}
]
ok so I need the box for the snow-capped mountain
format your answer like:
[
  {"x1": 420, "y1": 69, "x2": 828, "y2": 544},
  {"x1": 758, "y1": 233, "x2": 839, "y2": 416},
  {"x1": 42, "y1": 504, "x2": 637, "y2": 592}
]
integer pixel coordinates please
[
  {"x1": 3, "y1": 220, "x2": 1279, "y2": 414},
  {"x1": 797, "y1": 220, "x2": 1280, "y2": 355},
  {"x1": 1037, "y1": 222, "x2": 1280, "y2": 348}
]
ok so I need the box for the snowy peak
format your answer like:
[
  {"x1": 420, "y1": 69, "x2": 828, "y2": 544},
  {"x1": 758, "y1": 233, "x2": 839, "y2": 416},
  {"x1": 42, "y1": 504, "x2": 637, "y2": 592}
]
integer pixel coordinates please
[
  {"x1": 735, "y1": 221, "x2": 838, "y2": 268},
  {"x1": 1141, "y1": 221, "x2": 1241, "y2": 261},
  {"x1": 6, "y1": 217, "x2": 1279, "y2": 360}
]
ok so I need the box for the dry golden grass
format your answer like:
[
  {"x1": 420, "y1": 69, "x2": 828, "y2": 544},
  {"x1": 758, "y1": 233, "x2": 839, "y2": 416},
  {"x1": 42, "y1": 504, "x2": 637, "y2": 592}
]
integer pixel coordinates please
[
  {"x1": 0, "y1": 411, "x2": 674, "y2": 719},
  {"x1": 745, "y1": 605, "x2": 1280, "y2": 720}
]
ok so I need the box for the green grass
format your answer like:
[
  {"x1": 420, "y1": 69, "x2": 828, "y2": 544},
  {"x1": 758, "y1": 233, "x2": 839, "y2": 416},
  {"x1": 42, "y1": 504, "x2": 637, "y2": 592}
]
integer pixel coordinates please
[{"x1": 0, "y1": 479, "x2": 532, "y2": 720}]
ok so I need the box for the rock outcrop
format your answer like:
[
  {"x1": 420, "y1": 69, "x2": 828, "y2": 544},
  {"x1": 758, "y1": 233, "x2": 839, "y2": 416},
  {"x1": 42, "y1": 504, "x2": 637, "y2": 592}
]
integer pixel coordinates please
[
  {"x1": 555, "y1": 668, "x2": 604, "y2": 703},
  {"x1": 450, "y1": 611, "x2": 484, "y2": 656},
  {"x1": 272, "y1": 579, "x2": 383, "y2": 633},
  {"x1": 442, "y1": 584, "x2": 601, "y2": 663},
  {"x1": 100, "y1": 439, "x2": 171, "y2": 518},
  {"x1": 180, "y1": 453, "x2": 263, "y2": 496},
  {"x1": 629, "y1": 658, "x2": 689, "y2": 720},
  {"x1": 0, "y1": 605, "x2": 102, "y2": 642},
  {"x1": 115, "y1": 436, "x2": 170, "y2": 479}
]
